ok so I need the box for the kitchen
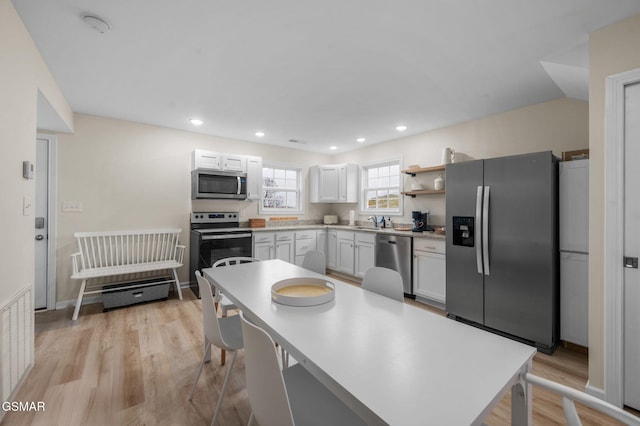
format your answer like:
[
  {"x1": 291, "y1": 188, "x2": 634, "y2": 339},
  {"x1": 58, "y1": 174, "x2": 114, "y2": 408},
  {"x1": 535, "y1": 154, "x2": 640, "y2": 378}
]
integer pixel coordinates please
[{"x1": 3, "y1": 0, "x2": 640, "y2": 424}]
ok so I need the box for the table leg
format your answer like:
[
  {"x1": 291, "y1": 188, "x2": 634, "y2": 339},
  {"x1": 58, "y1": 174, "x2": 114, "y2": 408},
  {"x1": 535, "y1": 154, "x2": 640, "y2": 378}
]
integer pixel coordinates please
[{"x1": 511, "y1": 362, "x2": 533, "y2": 426}]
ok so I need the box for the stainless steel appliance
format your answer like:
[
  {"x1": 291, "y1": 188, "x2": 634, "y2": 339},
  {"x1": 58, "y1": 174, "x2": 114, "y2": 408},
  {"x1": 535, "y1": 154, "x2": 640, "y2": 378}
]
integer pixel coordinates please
[
  {"x1": 375, "y1": 234, "x2": 413, "y2": 296},
  {"x1": 190, "y1": 212, "x2": 252, "y2": 297},
  {"x1": 445, "y1": 151, "x2": 559, "y2": 354},
  {"x1": 191, "y1": 169, "x2": 247, "y2": 199}
]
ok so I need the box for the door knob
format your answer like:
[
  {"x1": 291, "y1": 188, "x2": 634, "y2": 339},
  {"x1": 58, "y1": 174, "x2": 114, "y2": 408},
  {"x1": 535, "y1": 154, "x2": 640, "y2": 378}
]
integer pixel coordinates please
[{"x1": 35, "y1": 235, "x2": 44, "y2": 241}]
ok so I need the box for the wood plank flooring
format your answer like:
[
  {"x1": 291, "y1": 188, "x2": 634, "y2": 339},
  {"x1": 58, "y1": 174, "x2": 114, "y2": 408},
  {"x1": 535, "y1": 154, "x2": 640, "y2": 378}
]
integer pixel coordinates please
[{"x1": 2, "y1": 283, "x2": 638, "y2": 425}]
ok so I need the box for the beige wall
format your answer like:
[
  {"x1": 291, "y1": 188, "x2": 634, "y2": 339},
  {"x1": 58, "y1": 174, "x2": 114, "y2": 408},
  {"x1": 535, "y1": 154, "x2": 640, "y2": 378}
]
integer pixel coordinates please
[
  {"x1": 55, "y1": 114, "x2": 332, "y2": 302},
  {"x1": 588, "y1": 13, "x2": 640, "y2": 392},
  {"x1": 331, "y1": 98, "x2": 589, "y2": 226},
  {"x1": 0, "y1": 0, "x2": 72, "y2": 304}
]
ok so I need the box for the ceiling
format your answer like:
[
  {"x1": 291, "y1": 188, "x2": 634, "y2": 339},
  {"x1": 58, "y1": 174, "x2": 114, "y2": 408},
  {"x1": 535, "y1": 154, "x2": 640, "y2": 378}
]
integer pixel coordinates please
[{"x1": 14, "y1": 1, "x2": 640, "y2": 153}]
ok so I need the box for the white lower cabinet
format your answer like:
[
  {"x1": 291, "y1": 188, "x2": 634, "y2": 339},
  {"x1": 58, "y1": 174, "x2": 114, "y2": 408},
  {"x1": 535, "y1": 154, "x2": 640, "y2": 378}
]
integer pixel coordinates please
[
  {"x1": 295, "y1": 230, "x2": 317, "y2": 265},
  {"x1": 327, "y1": 230, "x2": 337, "y2": 270},
  {"x1": 253, "y1": 232, "x2": 275, "y2": 260},
  {"x1": 275, "y1": 232, "x2": 294, "y2": 263},
  {"x1": 560, "y1": 252, "x2": 588, "y2": 347},
  {"x1": 336, "y1": 231, "x2": 355, "y2": 275},
  {"x1": 354, "y1": 232, "x2": 375, "y2": 278},
  {"x1": 413, "y1": 239, "x2": 446, "y2": 303}
]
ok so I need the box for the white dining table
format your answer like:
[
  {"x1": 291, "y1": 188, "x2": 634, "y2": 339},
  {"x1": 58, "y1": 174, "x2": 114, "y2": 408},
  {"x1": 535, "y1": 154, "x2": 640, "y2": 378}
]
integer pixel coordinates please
[{"x1": 203, "y1": 259, "x2": 536, "y2": 425}]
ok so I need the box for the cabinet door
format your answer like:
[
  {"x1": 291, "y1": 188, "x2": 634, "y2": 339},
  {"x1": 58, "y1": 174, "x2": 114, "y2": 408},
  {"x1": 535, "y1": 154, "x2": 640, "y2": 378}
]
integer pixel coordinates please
[
  {"x1": 319, "y1": 166, "x2": 340, "y2": 202},
  {"x1": 193, "y1": 149, "x2": 221, "y2": 170},
  {"x1": 276, "y1": 240, "x2": 294, "y2": 263},
  {"x1": 222, "y1": 154, "x2": 246, "y2": 172},
  {"x1": 246, "y1": 155, "x2": 263, "y2": 201},
  {"x1": 317, "y1": 230, "x2": 327, "y2": 256},
  {"x1": 355, "y1": 240, "x2": 375, "y2": 278},
  {"x1": 254, "y1": 242, "x2": 273, "y2": 260},
  {"x1": 336, "y1": 238, "x2": 355, "y2": 274},
  {"x1": 413, "y1": 251, "x2": 446, "y2": 303},
  {"x1": 560, "y1": 252, "x2": 588, "y2": 346},
  {"x1": 327, "y1": 230, "x2": 337, "y2": 269},
  {"x1": 559, "y1": 160, "x2": 589, "y2": 253}
]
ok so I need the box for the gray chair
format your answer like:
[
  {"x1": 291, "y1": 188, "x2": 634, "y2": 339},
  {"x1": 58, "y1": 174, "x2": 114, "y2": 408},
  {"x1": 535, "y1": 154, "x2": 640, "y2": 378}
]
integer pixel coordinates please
[
  {"x1": 210, "y1": 256, "x2": 260, "y2": 364},
  {"x1": 301, "y1": 250, "x2": 326, "y2": 275},
  {"x1": 361, "y1": 266, "x2": 404, "y2": 302},
  {"x1": 240, "y1": 312, "x2": 366, "y2": 426},
  {"x1": 188, "y1": 271, "x2": 244, "y2": 426}
]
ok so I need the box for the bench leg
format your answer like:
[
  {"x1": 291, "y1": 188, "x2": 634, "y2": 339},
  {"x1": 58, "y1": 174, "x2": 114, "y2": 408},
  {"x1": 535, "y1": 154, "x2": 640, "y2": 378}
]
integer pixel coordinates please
[
  {"x1": 72, "y1": 279, "x2": 87, "y2": 321},
  {"x1": 172, "y1": 268, "x2": 183, "y2": 300}
]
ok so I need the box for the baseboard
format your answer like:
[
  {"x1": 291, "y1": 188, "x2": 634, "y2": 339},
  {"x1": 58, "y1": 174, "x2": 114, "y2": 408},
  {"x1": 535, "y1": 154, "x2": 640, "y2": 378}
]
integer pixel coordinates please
[
  {"x1": 585, "y1": 380, "x2": 606, "y2": 400},
  {"x1": 55, "y1": 281, "x2": 186, "y2": 310}
]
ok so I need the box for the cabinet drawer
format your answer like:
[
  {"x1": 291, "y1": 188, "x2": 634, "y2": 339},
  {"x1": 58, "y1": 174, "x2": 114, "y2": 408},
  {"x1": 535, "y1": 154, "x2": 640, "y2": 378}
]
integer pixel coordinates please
[
  {"x1": 414, "y1": 238, "x2": 445, "y2": 253},
  {"x1": 295, "y1": 230, "x2": 316, "y2": 240},
  {"x1": 355, "y1": 231, "x2": 375, "y2": 244},
  {"x1": 276, "y1": 232, "x2": 294, "y2": 241},
  {"x1": 254, "y1": 233, "x2": 274, "y2": 243},
  {"x1": 336, "y1": 231, "x2": 354, "y2": 241}
]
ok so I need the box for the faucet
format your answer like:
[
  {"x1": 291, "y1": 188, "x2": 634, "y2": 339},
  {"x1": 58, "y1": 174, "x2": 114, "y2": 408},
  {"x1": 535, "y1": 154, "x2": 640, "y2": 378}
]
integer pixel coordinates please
[{"x1": 368, "y1": 215, "x2": 378, "y2": 229}]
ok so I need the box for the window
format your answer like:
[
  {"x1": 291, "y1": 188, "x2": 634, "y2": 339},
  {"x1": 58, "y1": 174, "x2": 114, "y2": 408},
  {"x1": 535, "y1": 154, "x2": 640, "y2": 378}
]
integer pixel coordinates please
[
  {"x1": 360, "y1": 160, "x2": 402, "y2": 214},
  {"x1": 260, "y1": 165, "x2": 303, "y2": 214}
]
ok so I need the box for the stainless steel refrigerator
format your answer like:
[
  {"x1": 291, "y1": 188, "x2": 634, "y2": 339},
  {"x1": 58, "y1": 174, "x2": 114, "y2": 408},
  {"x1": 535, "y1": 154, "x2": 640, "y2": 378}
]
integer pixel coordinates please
[{"x1": 445, "y1": 151, "x2": 559, "y2": 354}]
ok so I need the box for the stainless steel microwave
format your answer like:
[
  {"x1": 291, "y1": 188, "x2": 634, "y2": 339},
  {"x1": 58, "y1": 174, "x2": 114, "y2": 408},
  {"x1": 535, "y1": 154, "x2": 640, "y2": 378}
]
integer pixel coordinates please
[{"x1": 191, "y1": 169, "x2": 247, "y2": 199}]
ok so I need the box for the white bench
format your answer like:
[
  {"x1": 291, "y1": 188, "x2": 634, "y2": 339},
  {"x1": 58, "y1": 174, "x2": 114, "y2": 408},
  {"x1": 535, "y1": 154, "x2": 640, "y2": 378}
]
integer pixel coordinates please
[{"x1": 71, "y1": 228, "x2": 185, "y2": 320}]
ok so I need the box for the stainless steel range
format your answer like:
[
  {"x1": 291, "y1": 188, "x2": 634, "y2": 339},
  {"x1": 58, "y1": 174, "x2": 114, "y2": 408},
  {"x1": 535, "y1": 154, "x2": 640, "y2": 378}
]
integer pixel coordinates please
[{"x1": 190, "y1": 212, "x2": 252, "y2": 297}]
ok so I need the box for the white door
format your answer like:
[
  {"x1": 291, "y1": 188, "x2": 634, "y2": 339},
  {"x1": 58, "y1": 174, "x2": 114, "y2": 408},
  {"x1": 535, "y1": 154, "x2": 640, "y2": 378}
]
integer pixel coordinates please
[
  {"x1": 624, "y1": 81, "x2": 640, "y2": 410},
  {"x1": 34, "y1": 138, "x2": 49, "y2": 309}
]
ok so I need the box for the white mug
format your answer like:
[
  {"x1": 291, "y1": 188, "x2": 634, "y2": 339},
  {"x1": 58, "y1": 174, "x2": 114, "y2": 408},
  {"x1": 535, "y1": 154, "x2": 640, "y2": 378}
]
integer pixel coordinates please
[{"x1": 442, "y1": 148, "x2": 452, "y2": 164}]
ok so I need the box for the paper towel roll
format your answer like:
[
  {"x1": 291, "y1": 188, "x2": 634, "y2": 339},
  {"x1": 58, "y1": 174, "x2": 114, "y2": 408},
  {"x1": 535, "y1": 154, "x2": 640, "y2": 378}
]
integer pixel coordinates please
[{"x1": 349, "y1": 210, "x2": 355, "y2": 226}]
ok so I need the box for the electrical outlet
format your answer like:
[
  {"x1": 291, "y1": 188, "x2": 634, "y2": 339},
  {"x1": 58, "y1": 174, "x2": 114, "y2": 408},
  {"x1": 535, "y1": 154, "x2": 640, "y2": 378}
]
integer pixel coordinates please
[{"x1": 63, "y1": 201, "x2": 83, "y2": 212}]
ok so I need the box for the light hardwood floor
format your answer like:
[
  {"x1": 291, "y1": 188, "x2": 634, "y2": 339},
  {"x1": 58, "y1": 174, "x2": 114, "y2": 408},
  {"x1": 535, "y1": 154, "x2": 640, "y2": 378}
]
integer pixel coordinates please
[{"x1": 2, "y1": 283, "x2": 638, "y2": 425}]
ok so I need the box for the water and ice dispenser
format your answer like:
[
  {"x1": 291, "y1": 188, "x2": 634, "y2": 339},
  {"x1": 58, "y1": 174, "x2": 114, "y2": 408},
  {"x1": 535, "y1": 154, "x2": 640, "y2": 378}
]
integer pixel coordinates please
[{"x1": 452, "y1": 216, "x2": 475, "y2": 247}]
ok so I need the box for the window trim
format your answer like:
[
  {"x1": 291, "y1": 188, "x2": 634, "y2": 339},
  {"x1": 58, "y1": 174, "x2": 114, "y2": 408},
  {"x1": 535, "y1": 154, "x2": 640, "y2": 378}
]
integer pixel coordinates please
[
  {"x1": 259, "y1": 163, "x2": 304, "y2": 215},
  {"x1": 359, "y1": 157, "x2": 403, "y2": 216}
]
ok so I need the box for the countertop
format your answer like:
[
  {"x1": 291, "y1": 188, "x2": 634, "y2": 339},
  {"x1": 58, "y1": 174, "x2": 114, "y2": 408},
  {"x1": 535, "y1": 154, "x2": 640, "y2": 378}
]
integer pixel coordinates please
[{"x1": 249, "y1": 224, "x2": 446, "y2": 240}]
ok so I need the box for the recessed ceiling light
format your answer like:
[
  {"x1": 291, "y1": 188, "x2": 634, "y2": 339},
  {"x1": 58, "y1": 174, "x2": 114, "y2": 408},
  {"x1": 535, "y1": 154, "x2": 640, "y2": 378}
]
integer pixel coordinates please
[
  {"x1": 190, "y1": 118, "x2": 203, "y2": 126},
  {"x1": 356, "y1": 137, "x2": 366, "y2": 143},
  {"x1": 396, "y1": 125, "x2": 408, "y2": 132},
  {"x1": 255, "y1": 131, "x2": 265, "y2": 137},
  {"x1": 329, "y1": 146, "x2": 338, "y2": 150}
]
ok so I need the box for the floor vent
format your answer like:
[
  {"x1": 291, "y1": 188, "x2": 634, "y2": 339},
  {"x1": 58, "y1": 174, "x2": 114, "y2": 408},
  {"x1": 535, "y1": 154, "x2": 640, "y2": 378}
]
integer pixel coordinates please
[{"x1": 1, "y1": 285, "x2": 34, "y2": 405}]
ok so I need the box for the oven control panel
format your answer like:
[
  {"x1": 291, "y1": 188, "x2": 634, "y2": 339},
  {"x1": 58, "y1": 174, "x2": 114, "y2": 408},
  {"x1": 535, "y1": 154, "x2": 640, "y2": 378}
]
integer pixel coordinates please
[{"x1": 191, "y1": 212, "x2": 239, "y2": 224}]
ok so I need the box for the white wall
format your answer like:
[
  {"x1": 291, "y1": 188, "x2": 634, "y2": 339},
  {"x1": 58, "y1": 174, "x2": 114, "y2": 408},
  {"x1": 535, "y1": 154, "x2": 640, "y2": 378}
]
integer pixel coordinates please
[
  {"x1": 588, "y1": 12, "x2": 640, "y2": 393},
  {"x1": 0, "y1": 0, "x2": 72, "y2": 306},
  {"x1": 55, "y1": 114, "x2": 332, "y2": 302},
  {"x1": 330, "y1": 97, "x2": 589, "y2": 227}
]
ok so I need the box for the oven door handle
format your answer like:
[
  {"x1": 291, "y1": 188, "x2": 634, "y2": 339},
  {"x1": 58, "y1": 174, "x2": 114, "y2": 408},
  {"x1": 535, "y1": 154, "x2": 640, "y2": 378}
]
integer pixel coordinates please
[{"x1": 202, "y1": 233, "x2": 252, "y2": 240}]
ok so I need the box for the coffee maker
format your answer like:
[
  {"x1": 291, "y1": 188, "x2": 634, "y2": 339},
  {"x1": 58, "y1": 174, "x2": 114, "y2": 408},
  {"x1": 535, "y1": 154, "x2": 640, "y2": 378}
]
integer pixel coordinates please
[{"x1": 412, "y1": 210, "x2": 430, "y2": 232}]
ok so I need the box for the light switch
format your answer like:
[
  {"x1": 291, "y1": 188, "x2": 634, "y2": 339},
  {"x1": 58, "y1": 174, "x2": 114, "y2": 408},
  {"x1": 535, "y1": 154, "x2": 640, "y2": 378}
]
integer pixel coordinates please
[{"x1": 63, "y1": 201, "x2": 83, "y2": 212}]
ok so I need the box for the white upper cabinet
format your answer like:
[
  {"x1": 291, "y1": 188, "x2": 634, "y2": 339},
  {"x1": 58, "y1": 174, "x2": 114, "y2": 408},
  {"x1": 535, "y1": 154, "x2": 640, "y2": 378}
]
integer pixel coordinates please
[
  {"x1": 192, "y1": 149, "x2": 248, "y2": 173},
  {"x1": 309, "y1": 163, "x2": 358, "y2": 203},
  {"x1": 192, "y1": 149, "x2": 221, "y2": 170},
  {"x1": 246, "y1": 155, "x2": 263, "y2": 201},
  {"x1": 559, "y1": 159, "x2": 589, "y2": 253}
]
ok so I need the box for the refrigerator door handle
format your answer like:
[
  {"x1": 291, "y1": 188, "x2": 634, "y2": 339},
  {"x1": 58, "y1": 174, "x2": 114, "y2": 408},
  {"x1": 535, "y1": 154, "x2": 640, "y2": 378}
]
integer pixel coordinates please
[
  {"x1": 476, "y1": 186, "x2": 484, "y2": 274},
  {"x1": 483, "y1": 186, "x2": 490, "y2": 275}
]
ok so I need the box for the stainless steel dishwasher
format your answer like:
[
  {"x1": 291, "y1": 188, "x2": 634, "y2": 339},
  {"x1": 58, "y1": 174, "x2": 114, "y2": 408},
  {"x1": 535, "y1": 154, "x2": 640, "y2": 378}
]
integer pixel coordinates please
[{"x1": 375, "y1": 234, "x2": 413, "y2": 296}]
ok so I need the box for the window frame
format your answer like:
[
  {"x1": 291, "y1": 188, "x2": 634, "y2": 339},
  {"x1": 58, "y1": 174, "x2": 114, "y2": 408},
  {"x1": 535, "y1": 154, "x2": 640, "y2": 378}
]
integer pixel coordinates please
[
  {"x1": 259, "y1": 163, "x2": 304, "y2": 215},
  {"x1": 359, "y1": 158, "x2": 403, "y2": 216}
]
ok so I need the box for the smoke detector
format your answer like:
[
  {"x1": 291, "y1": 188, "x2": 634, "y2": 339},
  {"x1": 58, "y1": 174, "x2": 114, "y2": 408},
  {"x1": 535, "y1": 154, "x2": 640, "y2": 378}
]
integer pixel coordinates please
[{"x1": 82, "y1": 15, "x2": 111, "y2": 34}]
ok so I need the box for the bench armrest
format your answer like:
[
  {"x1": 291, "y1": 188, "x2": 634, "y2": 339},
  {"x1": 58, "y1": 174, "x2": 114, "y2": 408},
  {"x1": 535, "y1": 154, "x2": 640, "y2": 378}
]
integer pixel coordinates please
[
  {"x1": 176, "y1": 245, "x2": 186, "y2": 264},
  {"x1": 71, "y1": 252, "x2": 83, "y2": 276}
]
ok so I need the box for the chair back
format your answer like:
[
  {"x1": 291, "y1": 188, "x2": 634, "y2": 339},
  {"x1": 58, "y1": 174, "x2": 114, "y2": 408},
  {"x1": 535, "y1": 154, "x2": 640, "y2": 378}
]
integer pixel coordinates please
[
  {"x1": 240, "y1": 312, "x2": 294, "y2": 426},
  {"x1": 195, "y1": 271, "x2": 232, "y2": 350},
  {"x1": 361, "y1": 266, "x2": 404, "y2": 302},
  {"x1": 301, "y1": 250, "x2": 326, "y2": 274}
]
